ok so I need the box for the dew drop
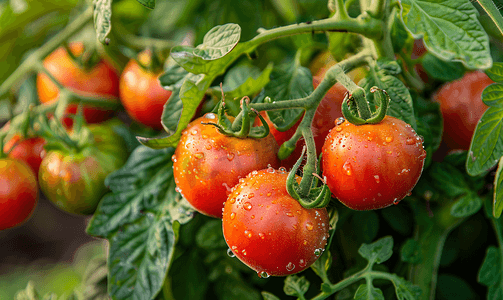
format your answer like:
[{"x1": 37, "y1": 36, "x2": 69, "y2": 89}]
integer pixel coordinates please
[
  {"x1": 190, "y1": 129, "x2": 198, "y2": 135},
  {"x1": 335, "y1": 126, "x2": 343, "y2": 132},
  {"x1": 406, "y1": 137, "x2": 415, "y2": 145},
  {"x1": 279, "y1": 167, "x2": 287, "y2": 173},
  {"x1": 242, "y1": 249, "x2": 247, "y2": 256},
  {"x1": 248, "y1": 193, "x2": 254, "y2": 199},
  {"x1": 286, "y1": 262, "x2": 295, "y2": 272},
  {"x1": 314, "y1": 248, "x2": 324, "y2": 256},
  {"x1": 205, "y1": 113, "x2": 216, "y2": 119},
  {"x1": 374, "y1": 175, "x2": 380, "y2": 183},
  {"x1": 342, "y1": 161, "x2": 353, "y2": 176},
  {"x1": 171, "y1": 155, "x2": 177, "y2": 163},
  {"x1": 259, "y1": 232, "x2": 265, "y2": 239},
  {"x1": 259, "y1": 271, "x2": 270, "y2": 278},
  {"x1": 229, "y1": 197, "x2": 236, "y2": 204},
  {"x1": 194, "y1": 152, "x2": 204, "y2": 159},
  {"x1": 251, "y1": 215, "x2": 255, "y2": 219},
  {"x1": 385, "y1": 136, "x2": 393, "y2": 143},
  {"x1": 175, "y1": 187, "x2": 182, "y2": 193},
  {"x1": 205, "y1": 144, "x2": 212, "y2": 150},
  {"x1": 393, "y1": 198, "x2": 400, "y2": 205},
  {"x1": 230, "y1": 212, "x2": 236, "y2": 220},
  {"x1": 286, "y1": 212, "x2": 294, "y2": 217},
  {"x1": 267, "y1": 166, "x2": 275, "y2": 173},
  {"x1": 266, "y1": 192, "x2": 272, "y2": 197},
  {"x1": 244, "y1": 230, "x2": 252, "y2": 238},
  {"x1": 202, "y1": 134, "x2": 208, "y2": 139},
  {"x1": 244, "y1": 202, "x2": 253, "y2": 211},
  {"x1": 306, "y1": 222, "x2": 314, "y2": 231},
  {"x1": 299, "y1": 259, "x2": 306, "y2": 268},
  {"x1": 227, "y1": 153, "x2": 235, "y2": 161},
  {"x1": 336, "y1": 117, "x2": 345, "y2": 125},
  {"x1": 227, "y1": 248, "x2": 235, "y2": 257}
]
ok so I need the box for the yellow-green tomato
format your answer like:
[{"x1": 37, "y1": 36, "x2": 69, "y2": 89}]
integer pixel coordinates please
[{"x1": 39, "y1": 124, "x2": 128, "y2": 215}]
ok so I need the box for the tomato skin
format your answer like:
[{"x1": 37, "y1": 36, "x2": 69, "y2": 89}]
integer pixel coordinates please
[
  {"x1": 119, "y1": 59, "x2": 172, "y2": 130},
  {"x1": 0, "y1": 158, "x2": 38, "y2": 230},
  {"x1": 4, "y1": 135, "x2": 46, "y2": 176},
  {"x1": 222, "y1": 168, "x2": 329, "y2": 276},
  {"x1": 322, "y1": 116, "x2": 426, "y2": 210},
  {"x1": 172, "y1": 113, "x2": 281, "y2": 218},
  {"x1": 37, "y1": 42, "x2": 120, "y2": 126},
  {"x1": 434, "y1": 71, "x2": 493, "y2": 151},
  {"x1": 259, "y1": 76, "x2": 346, "y2": 168},
  {"x1": 38, "y1": 124, "x2": 128, "y2": 215}
]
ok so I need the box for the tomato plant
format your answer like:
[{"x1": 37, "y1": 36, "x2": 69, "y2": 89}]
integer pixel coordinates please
[
  {"x1": 322, "y1": 116, "x2": 426, "y2": 210},
  {"x1": 38, "y1": 123, "x2": 128, "y2": 215},
  {"x1": 0, "y1": 158, "x2": 38, "y2": 230},
  {"x1": 3, "y1": 135, "x2": 46, "y2": 176},
  {"x1": 36, "y1": 42, "x2": 120, "y2": 126},
  {"x1": 434, "y1": 71, "x2": 493, "y2": 151},
  {"x1": 222, "y1": 168, "x2": 329, "y2": 277},
  {"x1": 119, "y1": 51, "x2": 172, "y2": 130},
  {"x1": 173, "y1": 113, "x2": 281, "y2": 218}
]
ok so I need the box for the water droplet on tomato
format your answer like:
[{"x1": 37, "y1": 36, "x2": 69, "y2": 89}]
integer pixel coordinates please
[
  {"x1": 342, "y1": 161, "x2": 352, "y2": 176},
  {"x1": 251, "y1": 215, "x2": 255, "y2": 219},
  {"x1": 242, "y1": 249, "x2": 247, "y2": 256},
  {"x1": 229, "y1": 197, "x2": 236, "y2": 204},
  {"x1": 267, "y1": 166, "x2": 275, "y2": 173},
  {"x1": 190, "y1": 129, "x2": 198, "y2": 135},
  {"x1": 252, "y1": 170, "x2": 258, "y2": 175},
  {"x1": 393, "y1": 198, "x2": 400, "y2": 205},
  {"x1": 335, "y1": 126, "x2": 343, "y2": 132},
  {"x1": 227, "y1": 248, "x2": 235, "y2": 257},
  {"x1": 244, "y1": 202, "x2": 253, "y2": 210},
  {"x1": 286, "y1": 262, "x2": 295, "y2": 272},
  {"x1": 385, "y1": 136, "x2": 393, "y2": 143},
  {"x1": 299, "y1": 259, "x2": 306, "y2": 268},
  {"x1": 374, "y1": 175, "x2": 380, "y2": 183},
  {"x1": 336, "y1": 117, "x2": 345, "y2": 125},
  {"x1": 306, "y1": 222, "x2": 314, "y2": 231},
  {"x1": 194, "y1": 152, "x2": 204, "y2": 159},
  {"x1": 248, "y1": 193, "x2": 254, "y2": 199},
  {"x1": 259, "y1": 271, "x2": 270, "y2": 278},
  {"x1": 314, "y1": 248, "x2": 324, "y2": 256},
  {"x1": 406, "y1": 137, "x2": 415, "y2": 145},
  {"x1": 279, "y1": 167, "x2": 287, "y2": 173},
  {"x1": 205, "y1": 144, "x2": 212, "y2": 150},
  {"x1": 205, "y1": 113, "x2": 216, "y2": 119},
  {"x1": 227, "y1": 153, "x2": 235, "y2": 161},
  {"x1": 286, "y1": 212, "x2": 294, "y2": 217},
  {"x1": 171, "y1": 155, "x2": 177, "y2": 163},
  {"x1": 259, "y1": 232, "x2": 265, "y2": 239},
  {"x1": 230, "y1": 212, "x2": 236, "y2": 220},
  {"x1": 266, "y1": 192, "x2": 272, "y2": 197},
  {"x1": 202, "y1": 134, "x2": 208, "y2": 139},
  {"x1": 244, "y1": 230, "x2": 252, "y2": 238}
]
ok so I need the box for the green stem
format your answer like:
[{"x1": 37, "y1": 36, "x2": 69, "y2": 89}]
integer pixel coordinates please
[
  {"x1": 333, "y1": 0, "x2": 350, "y2": 20},
  {"x1": 0, "y1": 6, "x2": 93, "y2": 98},
  {"x1": 368, "y1": 0, "x2": 387, "y2": 19},
  {"x1": 409, "y1": 201, "x2": 464, "y2": 300}
]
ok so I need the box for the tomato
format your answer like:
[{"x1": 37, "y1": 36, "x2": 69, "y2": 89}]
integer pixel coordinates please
[
  {"x1": 172, "y1": 113, "x2": 281, "y2": 218},
  {"x1": 322, "y1": 116, "x2": 426, "y2": 210},
  {"x1": 37, "y1": 42, "x2": 120, "y2": 127},
  {"x1": 4, "y1": 135, "x2": 46, "y2": 176},
  {"x1": 38, "y1": 123, "x2": 128, "y2": 215},
  {"x1": 258, "y1": 76, "x2": 346, "y2": 168},
  {"x1": 119, "y1": 52, "x2": 172, "y2": 130},
  {"x1": 433, "y1": 71, "x2": 493, "y2": 151},
  {"x1": 222, "y1": 168, "x2": 329, "y2": 277},
  {"x1": 0, "y1": 158, "x2": 38, "y2": 230}
]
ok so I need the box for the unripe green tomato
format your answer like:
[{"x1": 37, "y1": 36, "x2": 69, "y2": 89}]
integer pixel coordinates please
[{"x1": 39, "y1": 124, "x2": 128, "y2": 215}]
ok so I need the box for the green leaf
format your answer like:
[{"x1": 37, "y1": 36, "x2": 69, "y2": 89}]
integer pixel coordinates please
[
  {"x1": 215, "y1": 276, "x2": 262, "y2": 300},
  {"x1": 283, "y1": 275, "x2": 310, "y2": 297},
  {"x1": 328, "y1": 32, "x2": 362, "y2": 61},
  {"x1": 170, "y1": 250, "x2": 209, "y2": 300},
  {"x1": 437, "y1": 274, "x2": 477, "y2": 300},
  {"x1": 353, "y1": 284, "x2": 384, "y2": 300},
  {"x1": 170, "y1": 24, "x2": 241, "y2": 74},
  {"x1": 413, "y1": 94, "x2": 443, "y2": 168},
  {"x1": 136, "y1": 0, "x2": 155, "y2": 9},
  {"x1": 261, "y1": 291, "x2": 281, "y2": 300},
  {"x1": 388, "y1": 274, "x2": 422, "y2": 300},
  {"x1": 400, "y1": 239, "x2": 422, "y2": 264},
  {"x1": 352, "y1": 211, "x2": 380, "y2": 244},
  {"x1": 360, "y1": 59, "x2": 416, "y2": 129},
  {"x1": 86, "y1": 146, "x2": 194, "y2": 300},
  {"x1": 466, "y1": 106, "x2": 503, "y2": 176},
  {"x1": 195, "y1": 219, "x2": 227, "y2": 250},
  {"x1": 478, "y1": 247, "x2": 502, "y2": 288},
  {"x1": 390, "y1": 15, "x2": 413, "y2": 54},
  {"x1": 15, "y1": 282, "x2": 40, "y2": 300},
  {"x1": 429, "y1": 162, "x2": 469, "y2": 198},
  {"x1": 263, "y1": 60, "x2": 313, "y2": 131},
  {"x1": 486, "y1": 62, "x2": 503, "y2": 82},
  {"x1": 311, "y1": 250, "x2": 332, "y2": 279},
  {"x1": 494, "y1": 157, "x2": 503, "y2": 218},
  {"x1": 482, "y1": 83, "x2": 503, "y2": 108},
  {"x1": 81, "y1": 256, "x2": 108, "y2": 300},
  {"x1": 158, "y1": 63, "x2": 189, "y2": 89},
  {"x1": 381, "y1": 205, "x2": 413, "y2": 236},
  {"x1": 450, "y1": 192, "x2": 482, "y2": 218},
  {"x1": 400, "y1": 0, "x2": 492, "y2": 69},
  {"x1": 141, "y1": 74, "x2": 211, "y2": 149},
  {"x1": 358, "y1": 236, "x2": 393, "y2": 265},
  {"x1": 421, "y1": 53, "x2": 464, "y2": 82},
  {"x1": 93, "y1": 0, "x2": 112, "y2": 44},
  {"x1": 219, "y1": 63, "x2": 274, "y2": 100}
]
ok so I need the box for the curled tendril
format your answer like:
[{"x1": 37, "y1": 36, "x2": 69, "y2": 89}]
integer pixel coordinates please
[{"x1": 341, "y1": 86, "x2": 390, "y2": 125}]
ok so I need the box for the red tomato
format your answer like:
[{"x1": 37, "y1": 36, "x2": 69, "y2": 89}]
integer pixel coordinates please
[
  {"x1": 37, "y1": 42, "x2": 120, "y2": 127},
  {"x1": 0, "y1": 158, "x2": 38, "y2": 230},
  {"x1": 119, "y1": 52, "x2": 172, "y2": 130},
  {"x1": 434, "y1": 71, "x2": 493, "y2": 151},
  {"x1": 172, "y1": 113, "x2": 281, "y2": 218},
  {"x1": 258, "y1": 76, "x2": 346, "y2": 168},
  {"x1": 322, "y1": 116, "x2": 426, "y2": 210},
  {"x1": 4, "y1": 135, "x2": 46, "y2": 176},
  {"x1": 222, "y1": 168, "x2": 329, "y2": 276},
  {"x1": 38, "y1": 123, "x2": 128, "y2": 215}
]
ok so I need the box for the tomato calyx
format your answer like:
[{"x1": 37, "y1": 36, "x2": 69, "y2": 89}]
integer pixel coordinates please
[
  {"x1": 202, "y1": 95, "x2": 270, "y2": 139},
  {"x1": 341, "y1": 86, "x2": 390, "y2": 125}
]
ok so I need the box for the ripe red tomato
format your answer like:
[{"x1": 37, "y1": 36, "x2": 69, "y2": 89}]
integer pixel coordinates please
[
  {"x1": 222, "y1": 168, "x2": 329, "y2": 276},
  {"x1": 0, "y1": 158, "x2": 38, "y2": 230},
  {"x1": 172, "y1": 113, "x2": 281, "y2": 218},
  {"x1": 433, "y1": 71, "x2": 493, "y2": 151},
  {"x1": 258, "y1": 76, "x2": 346, "y2": 168},
  {"x1": 38, "y1": 123, "x2": 128, "y2": 215},
  {"x1": 4, "y1": 135, "x2": 46, "y2": 176},
  {"x1": 37, "y1": 42, "x2": 120, "y2": 126},
  {"x1": 119, "y1": 52, "x2": 172, "y2": 130},
  {"x1": 322, "y1": 116, "x2": 426, "y2": 210}
]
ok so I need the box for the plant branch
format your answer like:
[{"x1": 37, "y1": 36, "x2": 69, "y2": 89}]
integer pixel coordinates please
[{"x1": 477, "y1": 0, "x2": 503, "y2": 36}]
